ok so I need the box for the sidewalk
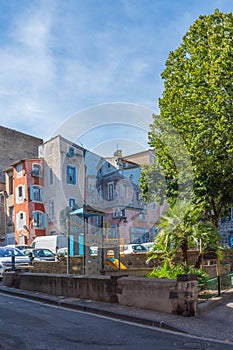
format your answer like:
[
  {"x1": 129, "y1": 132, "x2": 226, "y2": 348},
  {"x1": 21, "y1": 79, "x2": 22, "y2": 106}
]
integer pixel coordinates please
[{"x1": 0, "y1": 284, "x2": 233, "y2": 344}]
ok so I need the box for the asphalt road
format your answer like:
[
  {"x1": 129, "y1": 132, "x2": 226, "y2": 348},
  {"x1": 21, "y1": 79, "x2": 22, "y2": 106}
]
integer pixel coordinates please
[{"x1": 0, "y1": 292, "x2": 232, "y2": 350}]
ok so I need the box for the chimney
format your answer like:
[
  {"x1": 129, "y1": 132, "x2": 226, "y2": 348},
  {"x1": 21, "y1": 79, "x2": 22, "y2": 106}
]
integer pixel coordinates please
[{"x1": 114, "y1": 150, "x2": 122, "y2": 158}]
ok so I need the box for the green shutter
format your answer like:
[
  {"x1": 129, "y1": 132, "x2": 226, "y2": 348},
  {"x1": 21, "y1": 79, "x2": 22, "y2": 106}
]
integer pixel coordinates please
[
  {"x1": 29, "y1": 185, "x2": 33, "y2": 201},
  {"x1": 42, "y1": 213, "x2": 46, "y2": 228}
]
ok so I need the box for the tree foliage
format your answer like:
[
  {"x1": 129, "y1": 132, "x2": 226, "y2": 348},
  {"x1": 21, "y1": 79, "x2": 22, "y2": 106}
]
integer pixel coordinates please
[
  {"x1": 147, "y1": 200, "x2": 219, "y2": 282},
  {"x1": 141, "y1": 9, "x2": 233, "y2": 227},
  {"x1": 147, "y1": 200, "x2": 219, "y2": 266}
]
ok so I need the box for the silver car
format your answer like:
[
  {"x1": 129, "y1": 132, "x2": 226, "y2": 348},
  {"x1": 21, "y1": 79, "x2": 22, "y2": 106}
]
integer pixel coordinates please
[
  {"x1": 23, "y1": 248, "x2": 55, "y2": 262},
  {"x1": 0, "y1": 247, "x2": 30, "y2": 278}
]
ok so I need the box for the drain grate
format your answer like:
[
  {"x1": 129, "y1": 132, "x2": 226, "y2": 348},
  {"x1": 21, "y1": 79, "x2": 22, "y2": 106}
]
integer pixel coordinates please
[{"x1": 174, "y1": 341, "x2": 210, "y2": 349}]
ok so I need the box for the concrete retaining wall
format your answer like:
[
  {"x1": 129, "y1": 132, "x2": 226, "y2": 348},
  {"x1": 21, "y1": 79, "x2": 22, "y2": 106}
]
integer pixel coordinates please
[{"x1": 3, "y1": 272, "x2": 198, "y2": 316}]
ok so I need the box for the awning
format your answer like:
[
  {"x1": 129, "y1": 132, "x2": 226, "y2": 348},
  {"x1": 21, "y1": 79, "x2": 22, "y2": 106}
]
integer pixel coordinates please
[{"x1": 70, "y1": 205, "x2": 105, "y2": 217}]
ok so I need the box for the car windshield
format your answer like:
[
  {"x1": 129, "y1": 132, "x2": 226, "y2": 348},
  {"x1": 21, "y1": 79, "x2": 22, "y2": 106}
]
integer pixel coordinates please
[
  {"x1": 0, "y1": 248, "x2": 25, "y2": 257},
  {"x1": 132, "y1": 245, "x2": 147, "y2": 252},
  {"x1": 33, "y1": 249, "x2": 54, "y2": 258}
]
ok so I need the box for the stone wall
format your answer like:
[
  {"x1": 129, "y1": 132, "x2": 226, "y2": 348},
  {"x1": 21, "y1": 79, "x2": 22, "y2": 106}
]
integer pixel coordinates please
[
  {"x1": 28, "y1": 249, "x2": 233, "y2": 277},
  {"x1": 3, "y1": 272, "x2": 198, "y2": 316},
  {"x1": 0, "y1": 126, "x2": 43, "y2": 181}
]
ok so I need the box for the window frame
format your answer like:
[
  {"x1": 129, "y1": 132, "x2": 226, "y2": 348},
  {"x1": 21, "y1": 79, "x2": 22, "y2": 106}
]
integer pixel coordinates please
[
  {"x1": 32, "y1": 163, "x2": 42, "y2": 177},
  {"x1": 107, "y1": 181, "x2": 114, "y2": 200},
  {"x1": 69, "y1": 197, "x2": 76, "y2": 208},
  {"x1": 16, "y1": 211, "x2": 26, "y2": 230},
  {"x1": 16, "y1": 185, "x2": 25, "y2": 204},
  {"x1": 49, "y1": 167, "x2": 54, "y2": 186},
  {"x1": 67, "y1": 165, "x2": 77, "y2": 185},
  {"x1": 30, "y1": 185, "x2": 44, "y2": 203},
  {"x1": 32, "y1": 211, "x2": 46, "y2": 229},
  {"x1": 16, "y1": 163, "x2": 23, "y2": 178},
  {"x1": 48, "y1": 199, "x2": 55, "y2": 222}
]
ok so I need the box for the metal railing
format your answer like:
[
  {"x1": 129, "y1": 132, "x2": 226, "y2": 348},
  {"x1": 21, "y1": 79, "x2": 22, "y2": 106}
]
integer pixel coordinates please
[{"x1": 198, "y1": 271, "x2": 233, "y2": 300}]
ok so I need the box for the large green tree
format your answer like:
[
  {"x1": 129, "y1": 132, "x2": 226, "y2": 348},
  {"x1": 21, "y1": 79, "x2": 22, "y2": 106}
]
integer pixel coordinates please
[{"x1": 141, "y1": 9, "x2": 233, "y2": 228}]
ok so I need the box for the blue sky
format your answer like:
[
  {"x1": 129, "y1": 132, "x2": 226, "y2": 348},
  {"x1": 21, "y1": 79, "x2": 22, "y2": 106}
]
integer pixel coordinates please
[{"x1": 0, "y1": 0, "x2": 232, "y2": 156}]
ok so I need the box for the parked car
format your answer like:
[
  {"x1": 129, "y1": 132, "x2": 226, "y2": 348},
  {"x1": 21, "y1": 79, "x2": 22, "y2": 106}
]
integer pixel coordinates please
[
  {"x1": 0, "y1": 247, "x2": 30, "y2": 278},
  {"x1": 23, "y1": 248, "x2": 56, "y2": 262},
  {"x1": 141, "y1": 242, "x2": 154, "y2": 252},
  {"x1": 123, "y1": 244, "x2": 148, "y2": 254},
  {"x1": 30, "y1": 235, "x2": 66, "y2": 254},
  {"x1": 56, "y1": 247, "x2": 68, "y2": 259},
  {"x1": 5, "y1": 244, "x2": 30, "y2": 251}
]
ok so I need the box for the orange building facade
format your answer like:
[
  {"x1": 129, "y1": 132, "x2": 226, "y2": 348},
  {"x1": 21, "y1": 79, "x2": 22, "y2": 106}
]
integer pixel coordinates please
[{"x1": 13, "y1": 159, "x2": 45, "y2": 245}]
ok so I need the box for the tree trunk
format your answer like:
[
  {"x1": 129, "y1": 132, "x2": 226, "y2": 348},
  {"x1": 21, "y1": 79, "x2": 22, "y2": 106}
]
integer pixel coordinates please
[
  {"x1": 194, "y1": 253, "x2": 203, "y2": 269},
  {"x1": 180, "y1": 235, "x2": 188, "y2": 267}
]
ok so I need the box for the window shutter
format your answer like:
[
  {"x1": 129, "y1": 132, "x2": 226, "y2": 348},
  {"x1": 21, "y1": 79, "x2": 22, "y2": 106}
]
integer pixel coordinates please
[
  {"x1": 41, "y1": 188, "x2": 45, "y2": 202},
  {"x1": 22, "y1": 185, "x2": 25, "y2": 200},
  {"x1": 32, "y1": 212, "x2": 37, "y2": 227},
  {"x1": 74, "y1": 167, "x2": 77, "y2": 185},
  {"x1": 67, "y1": 166, "x2": 69, "y2": 184},
  {"x1": 42, "y1": 214, "x2": 47, "y2": 228},
  {"x1": 30, "y1": 185, "x2": 33, "y2": 201}
]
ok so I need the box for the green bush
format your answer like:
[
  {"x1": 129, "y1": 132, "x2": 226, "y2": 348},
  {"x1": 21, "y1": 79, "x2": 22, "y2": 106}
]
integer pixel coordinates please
[{"x1": 148, "y1": 261, "x2": 209, "y2": 286}]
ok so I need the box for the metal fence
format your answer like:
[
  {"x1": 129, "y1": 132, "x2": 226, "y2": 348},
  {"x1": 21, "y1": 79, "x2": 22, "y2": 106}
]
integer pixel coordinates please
[{"x1": 198, "y1": 271, "x2": 233, "y2": 300}]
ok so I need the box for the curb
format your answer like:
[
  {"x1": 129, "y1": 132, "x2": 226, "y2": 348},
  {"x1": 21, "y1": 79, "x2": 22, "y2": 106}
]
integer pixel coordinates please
[{"x1": 198, "y1": 289, "x2": 233, "y2": 314}]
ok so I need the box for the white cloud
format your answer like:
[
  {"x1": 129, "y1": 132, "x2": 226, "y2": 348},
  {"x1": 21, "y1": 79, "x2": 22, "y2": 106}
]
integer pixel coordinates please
[{"x1": 0, "y1": 0, "x2": 232, "y2": 143}]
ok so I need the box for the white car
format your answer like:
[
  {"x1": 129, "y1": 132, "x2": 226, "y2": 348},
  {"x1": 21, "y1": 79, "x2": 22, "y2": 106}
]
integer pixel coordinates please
[
  {"x1": 0, "y1": 247, "x2": 30, "y2": 278},
  {"x1": 56, "y1": 247, "x2": 68, "y2": 259},
  {"x1": 123, "y1": 244, "x2": 148, "y2": 254},
  {"x1": 141, "y1": 242, "x2": 154, "y2": 251}
]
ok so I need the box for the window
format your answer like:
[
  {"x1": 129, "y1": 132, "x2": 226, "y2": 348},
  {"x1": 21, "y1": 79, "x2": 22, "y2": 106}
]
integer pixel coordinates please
[
  {"x1": 67, "y1": 165, "x2": 77, "y2": 185},
  {"x1": 38, "y1": 145, "x2": 44, "y2": 158},
  {"x1": 113, "y1": 208, "x2": 126, "y2": 218},
  {"x1": 96, "y1": 215, "x2": 102, "y2": 227},
  {"x1": 49, "y1": 167, "x2": 54, "y2": 186},
  {"x1": 32, "y1": 163, "x2": 42, "y2": 177},
  {"x1": 69, "y1": 198, "x2": 76, "y2": 208},
  {"x1": 16, "y1": 185, "x2": 25, "y2": 203},
  {"x1": 108, "y1": 182, "x2": 114, "y2": 200},
  {"x1": 113, "y1": 207, "x2": 121, "y2": 218},
  {"x1": 32, "y1": 211, "x2": 46, "y2": 229},
  {"x1": 67, "y1": 147, "x2": 75, "y2": 158},
  {"x1": 130, "y1": 227, "x2": 150, "y2": 244},
  {"x1": 138, "y1": 211, "x2": 146, "y2": 221},
  {"x1": 16, "y1": 211, "x2": 26, "y2": 229},
  {"x1": 18, "y1": 186, "x2": 23, "y2": 197},
  {"x1": 30, "y1": 185, "x2": 44, "y2": 202},
  {"x1": 9, "y1": 176, "x2": 13, "y2": 195},
  {"x1": 48, "y1": 199, "x2": 55, "y2": 222},
  {"x1": 16, "y1": 163, "x2": 23, "y2": 178},
  {"x1": 110, "y1": 225, "x2": 118, "y2": 239},
  {"x1": 117, "y1": 180, "x2": 131, "y2": 201}
]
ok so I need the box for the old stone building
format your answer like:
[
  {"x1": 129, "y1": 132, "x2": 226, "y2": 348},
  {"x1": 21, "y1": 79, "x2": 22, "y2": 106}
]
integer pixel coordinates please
[{"x1": 0, "y1": 126, "x2": 43, "y2": 243}]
